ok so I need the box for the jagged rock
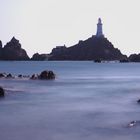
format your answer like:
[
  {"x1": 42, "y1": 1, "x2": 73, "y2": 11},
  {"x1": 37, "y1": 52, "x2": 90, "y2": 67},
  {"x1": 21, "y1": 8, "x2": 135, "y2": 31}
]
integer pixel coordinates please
[
  {"x1": 94, "y1": 59, "x2": 101, "y2": 63},
  {"x1": 50, "y1": 36, "x2": 126, "y2": 61},
  {"x1": 39, "y1": 70, "x2": 55, "y2": 80},
  {"x1": 0, "y1": 73, "x2": 5, "y2": 78},
  {"x1": 0, "y1": 87, "x2": 4, "y2": 97},
  {"x1": 6, "y1": 73, "x2": 13, "y2": 78},
  {"x1": 127, "y1": 120, "x2": 140, "y2": 128},
  {"x1": 129, "y1": 54, "x2": 140, "y2": 62},
  {"x1": 0, "y1": 71, "x2": 55, "y2": 80},
  {"x1": 18, "y1": 74, "x2": 22, "y2": 78},
  {"x1": 1, "y1": 37, "x2": 29, "y2": 60},
  {"x1": 128, "y1": 121, "x2": 137, "y2": 127},
  {"x1": 30, "y1": 74, "x2": 38, "y2": 80},
  {"x1": 137, "y1": 99, "x2": 140, "y2": 103}
]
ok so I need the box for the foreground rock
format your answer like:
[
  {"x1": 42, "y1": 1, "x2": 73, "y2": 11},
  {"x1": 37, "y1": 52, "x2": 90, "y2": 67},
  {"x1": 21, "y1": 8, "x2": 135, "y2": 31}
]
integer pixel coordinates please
[
  {"x1": 0, "y1": 73, "x2": 5, "y2": 78},
  {"x1": 39, "y1": 70, "x2": 55, "y2": 80},
  {"x1": 127, "y1": 120, "x2": 140, "y2": 128},
  {"x1": 0, "y1": 87, "x2": 4, "y2": 97},
  {"x1": 0, "y1": 73, "x2": 13, "y2": 79},
  {"x1": 31, "y1": 70, "x2": 55, "y2": 80},
  {"x1": 0, "y1": 70, "x2": 55, "y2": 80},
  {"x1": 137, "y1": 99, "x2": 140, "y2": 103}
]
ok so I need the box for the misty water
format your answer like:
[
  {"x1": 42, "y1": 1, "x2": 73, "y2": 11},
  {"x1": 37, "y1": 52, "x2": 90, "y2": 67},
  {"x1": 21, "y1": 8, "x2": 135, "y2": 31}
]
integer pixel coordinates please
[{"x1": 0, "y1": 61, "x2": 140, "y2": 140}]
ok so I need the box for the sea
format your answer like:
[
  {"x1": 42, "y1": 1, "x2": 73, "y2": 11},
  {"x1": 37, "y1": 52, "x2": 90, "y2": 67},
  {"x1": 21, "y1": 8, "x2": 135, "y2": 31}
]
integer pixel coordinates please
[{"x1": 0, "y1": 61, "x2": 140, "y2": 140}]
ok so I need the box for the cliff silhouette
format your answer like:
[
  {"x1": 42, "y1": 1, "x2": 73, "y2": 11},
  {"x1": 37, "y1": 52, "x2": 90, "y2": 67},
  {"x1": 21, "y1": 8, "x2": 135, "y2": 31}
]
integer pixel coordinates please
[
  {"x1": 0, "y1": 37, "x2": 29, "y2": 60},
  {"x1": 1, "y1": 36, "x2": 140, "y2": 62}
]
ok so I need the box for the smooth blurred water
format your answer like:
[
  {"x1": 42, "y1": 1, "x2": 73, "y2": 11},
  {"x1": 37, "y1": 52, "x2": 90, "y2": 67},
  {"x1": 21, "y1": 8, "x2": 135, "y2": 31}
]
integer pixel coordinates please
[{"x1": 0, "y1": 61, "x2": 140, "y2": 140}]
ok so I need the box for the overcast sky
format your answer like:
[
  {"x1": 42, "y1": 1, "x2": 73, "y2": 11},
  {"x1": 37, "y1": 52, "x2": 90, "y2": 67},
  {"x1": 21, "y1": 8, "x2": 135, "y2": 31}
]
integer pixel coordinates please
[{"x1": 0, "y1": 0, "x2": 140, "y2": 57}]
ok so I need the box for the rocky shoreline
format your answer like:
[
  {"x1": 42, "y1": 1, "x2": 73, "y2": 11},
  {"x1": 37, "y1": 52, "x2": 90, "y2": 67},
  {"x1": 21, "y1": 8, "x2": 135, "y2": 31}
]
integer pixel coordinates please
[
  {"x1": 0, "y1": 70, "x2": 55, "y2": 80},
  {"x1": 0, "y1": 70, "x2": 55, "y2": 97}
]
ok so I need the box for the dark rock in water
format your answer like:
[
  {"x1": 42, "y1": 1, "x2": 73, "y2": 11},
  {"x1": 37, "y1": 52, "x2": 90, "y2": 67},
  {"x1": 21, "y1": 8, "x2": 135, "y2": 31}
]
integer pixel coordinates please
[
  {"x1": 23, "y1": 75, "x2": 30, "y2": 78},
  {"x1": 30, "y1": 74, "x2": 35, "y2": 79},
  {"x1": 48, "y1": 71, "x2": 55, "y2": 79},
  {"x1": 30, "y1": 74, "x2": 38, "y2": 80},
  {"x1": 6, "y1": 73, "x2": 12, "y2": 78},
  {"x1": 128, "y1": 121, "x2": 137, "y2": 127},
  {"x1": 0, "y1": 87, "x2": 4, "y2": 97},
  {"x1": 18, "y1": 74, "x2": 22, "y2": 78},
  {"x1": 0, "y1": 71, "x2": 55, "y2": 80},
  {"x1": 127, "y1": 120, "x2": 140, "y2": 127},
  {"x1": 137, "y1": 99, "x2": 140, "y2": 103},
  {"x1": 31, "y1": 53, "x2": 49, "y2": 61},
  {"x1": 0, "y1": 73, "x2": 5, "y2": 78},
  {"x1": 39, "y1": 70, "x2": 55, "y2": 80},
  {"x1": 94, "y1": 59, "x2": 101, "y2": 63}
]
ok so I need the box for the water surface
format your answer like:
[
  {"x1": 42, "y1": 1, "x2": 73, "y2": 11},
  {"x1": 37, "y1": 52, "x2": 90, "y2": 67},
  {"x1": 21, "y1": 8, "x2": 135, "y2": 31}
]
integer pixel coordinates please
[{"x1": 0, "y1": 61, "x2": 140, "y2": 140}]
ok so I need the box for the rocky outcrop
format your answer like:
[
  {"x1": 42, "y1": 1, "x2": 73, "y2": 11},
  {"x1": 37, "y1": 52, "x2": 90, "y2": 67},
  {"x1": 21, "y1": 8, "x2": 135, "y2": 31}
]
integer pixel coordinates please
[
  {"x1": 0, "y1": 37, "x2": 29, "y2": 60},
  {"x1": 129, "y1": 54, "x2": 140, "y2": 62},
  {"x1": 137, "y1": 99, "x2": 140, "y2": 103},
  {"x1": 2, "y1": 37, "x2": 29, "y2": 60},
  {"x1": 31, "y1": 53, "x2": 49, "y2": 61},
  {"x1": 49, "y1": 36, "x2": 126, "y2": 61},
  {"x1": 0, "y1": 70, "x2": 55, "y2": 80},
  {"x1": 30, "y1": 70, "x2": 55, "y2": 80},
  {"x1": 0, "y1": 87, "x2": 4, "y2": 97},
  {"x1": 39, "y1": 70, "x2": 55, "y2": 80}
]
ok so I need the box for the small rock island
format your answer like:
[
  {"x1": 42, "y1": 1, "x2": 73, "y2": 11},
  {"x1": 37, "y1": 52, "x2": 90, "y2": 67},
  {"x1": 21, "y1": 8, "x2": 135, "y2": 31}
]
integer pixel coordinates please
[{"x1": 49, "y1": 18, "x2": 126, "y2": 61}]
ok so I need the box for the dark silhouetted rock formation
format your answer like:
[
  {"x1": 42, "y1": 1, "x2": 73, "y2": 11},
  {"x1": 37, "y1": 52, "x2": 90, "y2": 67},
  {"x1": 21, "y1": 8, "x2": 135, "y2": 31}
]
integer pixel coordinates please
[
  {"x1": 137, "y1": 99, "x2": 140, "y2": 103},
  {"x1": 0, "y1": 40, "x2": 2, "y2": 59},
  {"x1": 31, "y1": 53, "x2": 49, "y2": 61},
  {"x1": 49, "y1": 36, "x2": 126, "y2": 61},
  {"x1": 0, "y1": 70, "x2": 55, "y2": 80},
  {"x1": 0, "y1": 41, "x2": 2, "y2": 48},
  {"x1": 129, "y1": 54, "x2": 140, "y2": 62},
  {"x1": 39, "y1": 70, "x2": 55, "y2": 80},
  {"x1": 119, "y1": 59, "x2": 129, "y2": 63},
  {"x1": 0, "y1": 37, "x2": 29, "y2": 60},
  {"x1": 94, "y1": 59, "x2": 102, "y2": 63},
  {"x1": 0, "y1": 87, "x2": 4, "y2": 97}
]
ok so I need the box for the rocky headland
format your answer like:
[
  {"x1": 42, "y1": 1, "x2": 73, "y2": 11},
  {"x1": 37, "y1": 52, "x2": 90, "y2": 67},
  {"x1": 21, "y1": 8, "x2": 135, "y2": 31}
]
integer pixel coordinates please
[
  {"x1": 0, "y1": 37, "x2": 29, "y2": 60},
  {"x1": 49, "y1": 36, "x2": 127, "y2": 61}
]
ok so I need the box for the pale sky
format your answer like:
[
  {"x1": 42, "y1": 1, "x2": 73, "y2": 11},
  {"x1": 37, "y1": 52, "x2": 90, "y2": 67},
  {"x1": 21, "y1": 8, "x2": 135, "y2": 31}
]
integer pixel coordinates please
[{"x1": 0, "y1": 0, "x2": 140, "y2": 57}]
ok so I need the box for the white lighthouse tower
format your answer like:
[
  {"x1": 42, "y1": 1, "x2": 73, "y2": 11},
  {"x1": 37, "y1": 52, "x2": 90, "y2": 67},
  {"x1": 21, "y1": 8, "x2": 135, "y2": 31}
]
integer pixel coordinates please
[{"x1": 96, "y1": 18, "x2": 104, "y2": 37}]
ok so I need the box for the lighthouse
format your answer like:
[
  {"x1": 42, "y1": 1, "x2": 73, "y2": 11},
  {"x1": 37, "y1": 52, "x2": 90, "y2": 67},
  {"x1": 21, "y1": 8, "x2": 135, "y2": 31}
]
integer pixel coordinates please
[{"x1": 96, "y1": 18, "x2": 104, "y2": 37}]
